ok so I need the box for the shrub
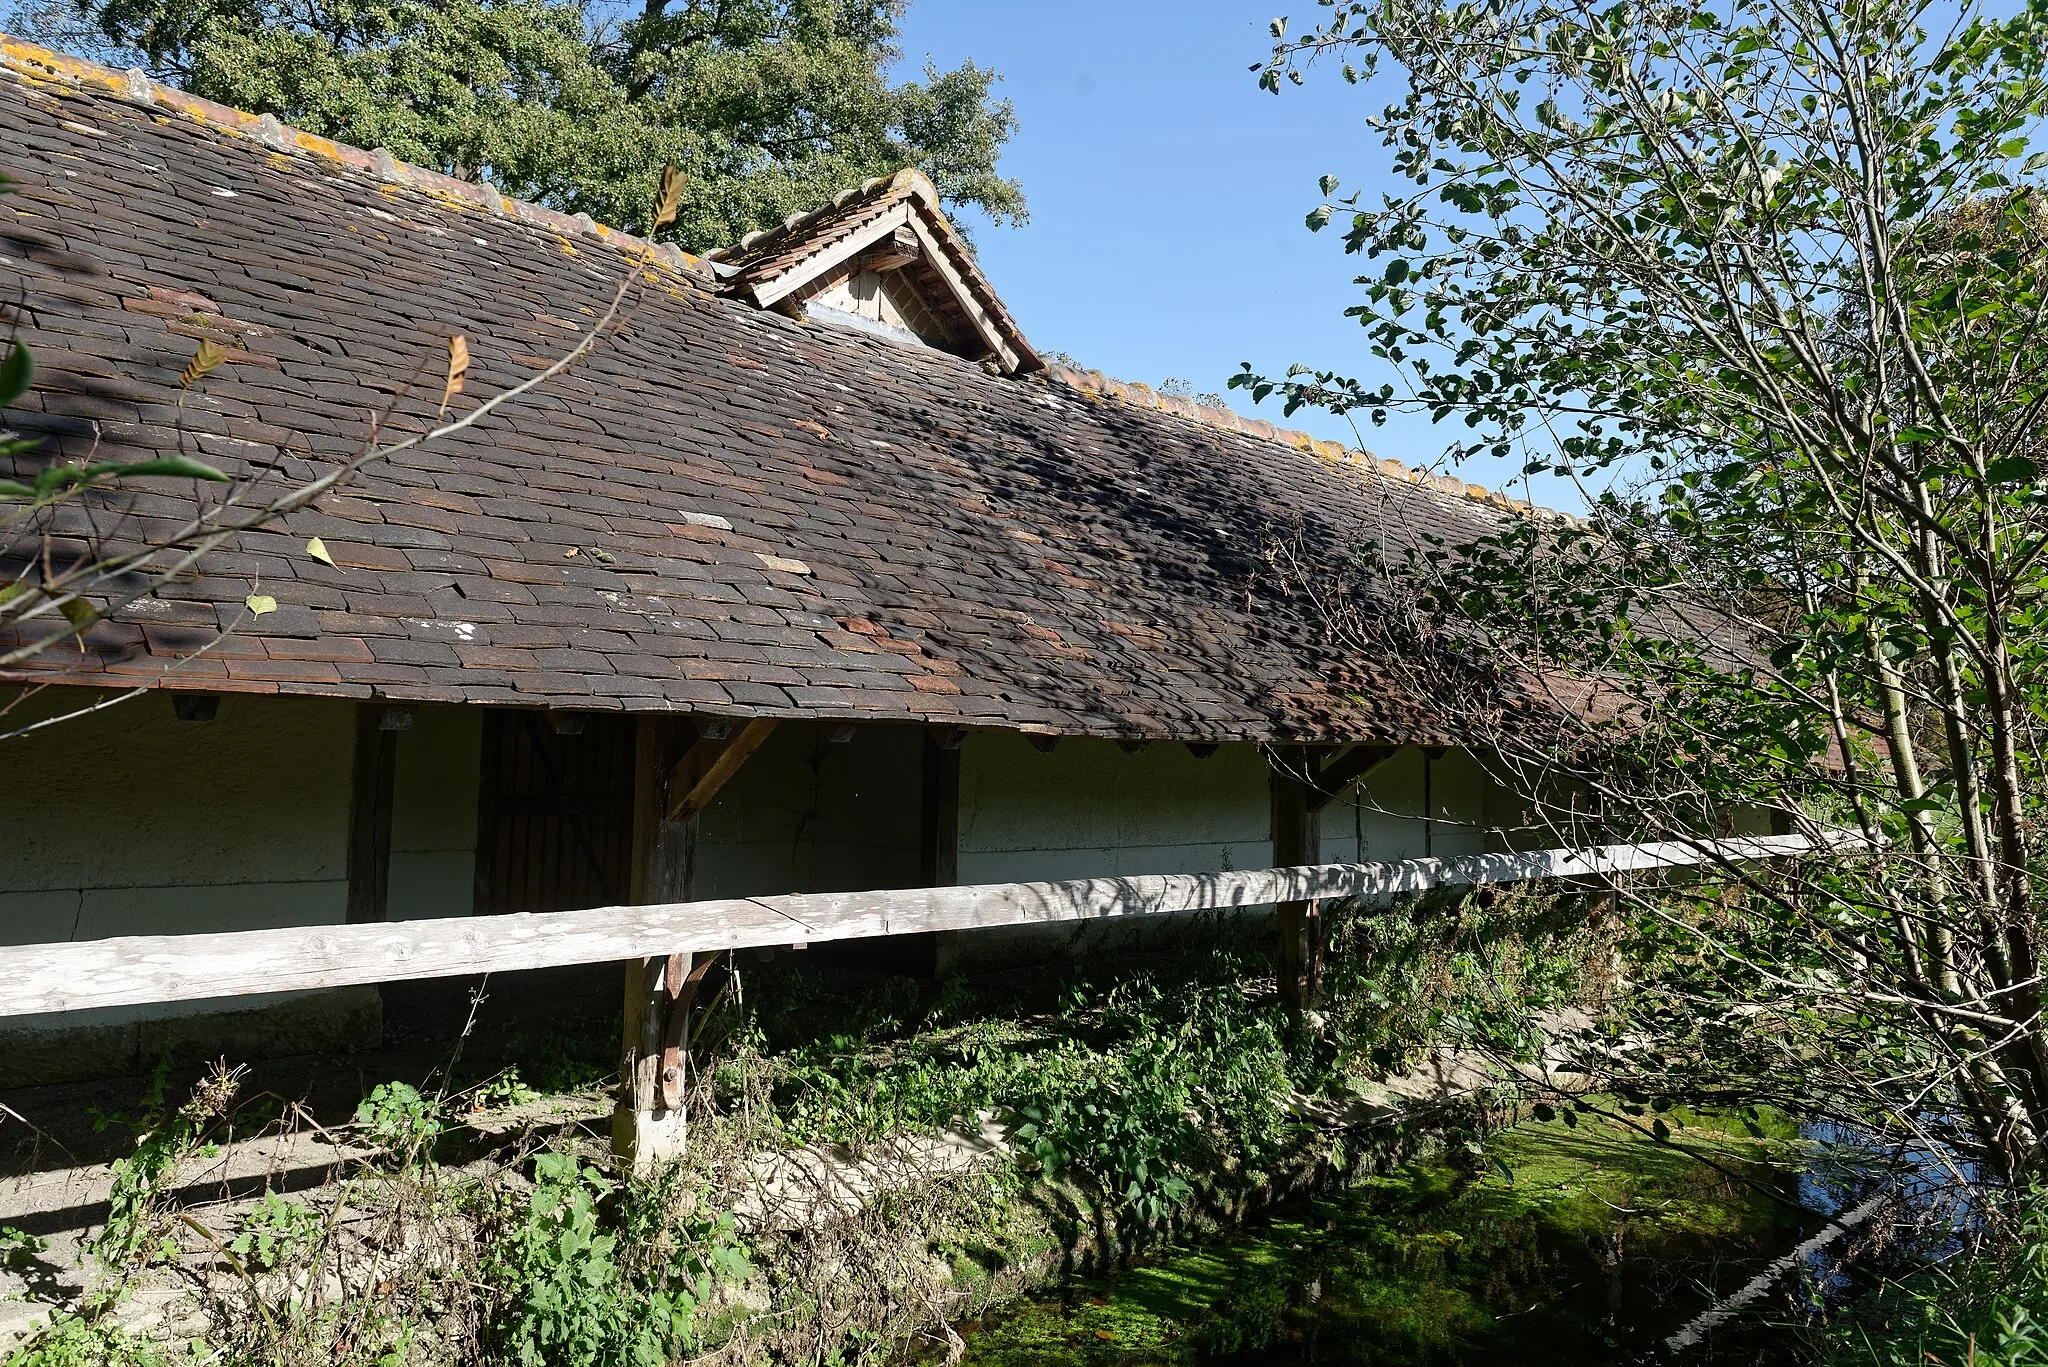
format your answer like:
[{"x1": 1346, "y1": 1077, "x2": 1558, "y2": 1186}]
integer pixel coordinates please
[
  {"x1": 1823, "y1": 1188, "x2": 2048, "y2": 1367},
  {"x1": 483, "y1": 1151, "x2": 749, "y2": 1367}
]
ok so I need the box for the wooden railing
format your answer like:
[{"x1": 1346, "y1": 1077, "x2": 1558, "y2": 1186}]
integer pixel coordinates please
[{"x1": 0, "y1": 834, "x2": 1837, "y2": 1020}]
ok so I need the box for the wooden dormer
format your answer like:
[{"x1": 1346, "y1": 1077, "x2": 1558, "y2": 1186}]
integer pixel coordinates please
[{"x1": 704, "y1": 169, "x2": 1041, "y2": 374}]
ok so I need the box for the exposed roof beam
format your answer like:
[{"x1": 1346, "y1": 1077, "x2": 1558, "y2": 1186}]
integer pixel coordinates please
[
  {"x1": 1305, "y1": 744, "x2": 1401, "y2": 813},
  {"x1": 666, "y1": 717, "x2": 779, "y2": 821},
  {"x1": 748, "y1": 204, "x2": 914, "y2": 309}
]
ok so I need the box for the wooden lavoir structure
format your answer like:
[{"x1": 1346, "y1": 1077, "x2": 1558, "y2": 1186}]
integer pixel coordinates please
[{"x1": 0, "y1": 39, "x2": 1763, "y2": 1132}]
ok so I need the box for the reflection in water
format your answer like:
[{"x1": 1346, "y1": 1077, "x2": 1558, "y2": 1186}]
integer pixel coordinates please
[{"x1": 952, "y1": 1114, "x2": 1831, "y2": 1366}]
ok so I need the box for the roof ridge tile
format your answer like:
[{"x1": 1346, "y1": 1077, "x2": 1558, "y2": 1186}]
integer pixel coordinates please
[
  {"x1": 0, "y1": 32, "x2": 710, "y2": 280},
  {"x1": 0, "y1": 31, "x2": 1569, "y2": 526},
  {"x1": 1038, "y1": 362, "x2": 1559, "y2": 520}
]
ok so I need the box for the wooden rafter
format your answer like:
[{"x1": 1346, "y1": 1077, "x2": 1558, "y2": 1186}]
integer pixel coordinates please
[
  {"x1": 1305, "y1": 744, "x2": 1401, "y2": 813},
  {"x1": 665, "y1": 718, "x2": 779, "y2": 821}
]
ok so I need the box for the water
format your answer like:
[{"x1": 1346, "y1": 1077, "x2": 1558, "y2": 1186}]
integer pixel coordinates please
[{"x1": 951, "y1": 1113, "x2": 1828, "y2": 1365}]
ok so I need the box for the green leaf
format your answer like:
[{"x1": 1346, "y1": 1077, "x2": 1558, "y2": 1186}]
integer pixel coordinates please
[
  {"x1": 1306, "y1": 205, "x2": 1334, "y2": 231},
  {"x1": 0, "y1": 341, "x2": 31, "y2": 408},
  {"x1": 1984, "y1": 456, "x2": 2039, "y2": 485},
  {"x1": 82, "y1": 456, "x2": 231, "y2": 483},
  {"x1": 245, "y1": 594, "x2": 277, "y2": 617}
]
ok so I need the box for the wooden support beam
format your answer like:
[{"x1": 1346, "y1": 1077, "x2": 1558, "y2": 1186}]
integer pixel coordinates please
[
  {"x1": 666, "y1": 718, "x2": 778, "y2": 821},
  {"x1": 862, "y1": 224, "x2": 923, "y2": 271},
  {"x1": 1184, "y1": 742, "x2": 1219, "y2": 760},
  {"x1": 622, "y1": 714, "x2": 775, "y2": 1170},
  {"x1": 345, "y1": 703, "x2": 400, "y2": 924},
  {"x1": 660, "y1": 950, "x2": 716, "y2": 1109},
  {"x1": 921, "y1": 730, "x2": 960, "y2": 888},
  {"x1": 1026, "y1": 733, "x2": 1061, "y2": 753},
  {"x1": 1117, "y1": 738, "x2": 1151, "y2": 755},
  {"x1": 1270, "y1": 744, "x2": 1322, "y2": 1017},
  {"x1": 1305, "y1": 744, "x2": 1399, "y2": 813},
  {"x1": 909, "y1": 727, "x2": 962, "y2": 979},
  {"x1": 620, "y1": 715, "x2": 693, "y2": 1168}
]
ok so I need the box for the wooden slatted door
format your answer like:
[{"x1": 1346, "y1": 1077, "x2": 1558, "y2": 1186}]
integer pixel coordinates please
[{"x1": 474, "y1": 712, "x2": 636, "y2": 915}]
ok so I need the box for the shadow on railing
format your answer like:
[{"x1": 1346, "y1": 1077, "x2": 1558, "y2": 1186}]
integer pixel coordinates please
[{"x1": 0, "y1": 833, "x2": 1855, "y2": 1020}]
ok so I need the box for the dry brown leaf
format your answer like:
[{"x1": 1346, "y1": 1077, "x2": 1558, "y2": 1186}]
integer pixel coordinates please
[
  {"x1": 179, "y1": 339, "x2": 229, "y2": 389},
  {"x1": 653, "y1": 165, "x2": 685, "y2": 232},
  {"x1": 440, "y1": 334, "x2": 470, "y2": 416}
]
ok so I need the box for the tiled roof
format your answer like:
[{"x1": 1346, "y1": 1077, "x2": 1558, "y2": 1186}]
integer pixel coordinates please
[{"x1": 0, "y1": 37, "x2": 1546, "y2": 743}]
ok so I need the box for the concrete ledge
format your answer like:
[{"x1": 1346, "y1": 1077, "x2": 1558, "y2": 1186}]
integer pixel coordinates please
[{"x1": 0, "y1": 986, "x2": 381, "y2": 1089}]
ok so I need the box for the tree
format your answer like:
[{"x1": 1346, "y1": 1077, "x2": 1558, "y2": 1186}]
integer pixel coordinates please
[
  {"x1": 10, "y1": 0, "x2": 1024, "y2": 252},
  {"x1": 1243, "y1": 0, "x2": 2048, "y2": 1177}
]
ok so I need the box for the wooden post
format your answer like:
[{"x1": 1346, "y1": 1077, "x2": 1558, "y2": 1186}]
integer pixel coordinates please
[
  {"x1": 1270, "y1": 745, "x2": 1322, "y2": 1015},
  {"x1": 920, "y1": 729, "x2": 960, "y2": 888},
  {"x1": 617, "y1": 716, "x2": 696, "y2": 1169},
  {"x1": 615, "y1": 715, "x2": 778, "y2": 1170},
  {"x1": 909, "y1": 728, "x2": 962, "y2": 979},
  {"x1": 346, "y1": 703, "x2": 401, "y2": 924}
]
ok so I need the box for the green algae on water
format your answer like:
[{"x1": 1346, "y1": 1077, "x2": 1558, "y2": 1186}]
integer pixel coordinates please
[{"x1": 953, "y1": 1112, "x2": 1812, "y2": 1366}]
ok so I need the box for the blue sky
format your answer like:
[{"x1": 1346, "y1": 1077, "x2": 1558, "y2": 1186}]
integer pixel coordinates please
[{"x1": 890, "y1": 1, "x2": 1579, "y2": 510}]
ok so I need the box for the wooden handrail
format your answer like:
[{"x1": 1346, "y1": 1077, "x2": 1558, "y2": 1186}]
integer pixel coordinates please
[{"x1": 0, "y1": 835, "x2": 1846, "y2": 1019}]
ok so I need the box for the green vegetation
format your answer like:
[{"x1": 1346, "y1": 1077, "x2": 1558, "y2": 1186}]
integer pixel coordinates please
[
  {"x1": 734, "y1": 886, "x2": 1608, "y2": 1223},
  {"x1": 1, "y1": 886, "x2": 1624, "y2": 1366},
  {"x1": 1819, "y1": 1188, "x2": 2048, "y2": 1367},
  {"x1": 12, "y1": 0, "x2": 1024, "y2": 251},
  {"x1": 1243, "y1": 0, "x2": 2048, "y2": 1341},
  {"x1": 483, "y1": 1154, "x2": 748, "y2": 1367},
  {"x1": 953, "y1": 1111, "x2": 1810, "y2": 1365},
  {"x1": 3, "y1": 1057, "x2": 754, "y2": 1367}
]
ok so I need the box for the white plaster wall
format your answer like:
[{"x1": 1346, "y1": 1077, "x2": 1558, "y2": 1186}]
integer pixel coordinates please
[
  {"x1": 696, "y1": 721, "x2": 923, "y2": 898},
  {"x1": 954, "y1": 735, "x2": 1272, "y2": 885},
  {"x1": 941, "y1": 737, "x2": 1539, "y2": 970},
  {"x1": 0, "y1": 686, "x2": 355, "y2": 1027},
  {"x1": 386, "y1": 705, "x2": 482, "y2": 921},
  {"x1": 1322, "y1": 747, "x2": 1521, "y2": 864},
  {"x1": 939, "y1": 735, "x2": 1268, "y2": 970}
]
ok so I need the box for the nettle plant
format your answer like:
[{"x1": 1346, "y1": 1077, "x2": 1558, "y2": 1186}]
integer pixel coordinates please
[{"x1": 1246, "y1": 0, "x2": 2048, "y2": 1177}]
